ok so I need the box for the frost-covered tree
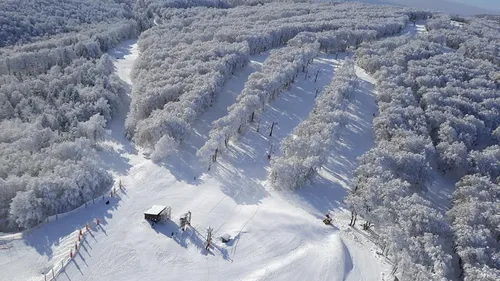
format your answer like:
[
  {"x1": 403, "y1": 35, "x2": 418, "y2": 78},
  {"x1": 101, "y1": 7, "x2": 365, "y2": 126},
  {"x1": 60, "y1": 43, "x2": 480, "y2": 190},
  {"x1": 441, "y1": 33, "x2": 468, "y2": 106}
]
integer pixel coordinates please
[
  {"x1": 127, "y1": 2, "x2": 423, "y2": 152},
  {"x1": 151, "y1": 135, "x2": 178, "y2": 162},
  {"x1": 0, "y1": 0, "x2": 136, "y2": 47},
  {"x1": 269, "y1": 60, "x2": 358, "y2": 190},
  {"x1": 0, "y1": 49, "x2": 127, "y2": 231},
  {"x1": 448, "y1": 174, "x2": 500, "y2": 281},
  {"x1": 198, "y1": 38, "x2": 319, "y2": 164},
  {"x1": 348, "y1": 32, "x2": 473, "y2": 280}
]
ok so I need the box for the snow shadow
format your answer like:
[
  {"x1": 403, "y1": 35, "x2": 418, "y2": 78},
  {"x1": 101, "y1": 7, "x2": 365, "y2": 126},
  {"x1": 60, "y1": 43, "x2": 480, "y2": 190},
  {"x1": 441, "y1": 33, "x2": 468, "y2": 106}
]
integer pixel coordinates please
[
  {"x1": 99, "y1": 65, "x2": 136, "y2": 176},
  {"x1": 211, "y1": 54, "x2": 341, "y2": 205},
  {"x1": 173, "y1": 227, "x2": 214, "y2": 256},
  {"x1": 210, "y1": 242, "x2": 231, "y2": 261},
  {"x1": 155, "y1": 148, "x2": 204, "y2": 186},
  {"x1": 152, "y1": 220, "x2": 216, "y2": 257},
  {"x1": 157, "y1": 54, "x2": 270, "y2": 185},
  {"x1": 22, "y1": 194, "x2": 122, "y2": 257},
  {"x1": 292, "y1": 67, "x2": 378, "y2": 215},
  {"x1": 108, "y1": 39, "x2": 136, "y2": 59},
  {"x1": 422, "y1": 169, "x2": 455, "y2": 214},
  {"x1": 211, "y1": 159, "x2": 268, "y2": 205},
  {"x1": 151, "y1": 219, "x2": 180, "y2": 237},
  {"x1": 296, "y1": 172, "x2": 348, "y2": 216},
  {"x1": 98, "y1": 144, "x2": 134, "y2": 176},
  {"x1": 342, "y1": 238, "x2": 354, "y2": 276}
]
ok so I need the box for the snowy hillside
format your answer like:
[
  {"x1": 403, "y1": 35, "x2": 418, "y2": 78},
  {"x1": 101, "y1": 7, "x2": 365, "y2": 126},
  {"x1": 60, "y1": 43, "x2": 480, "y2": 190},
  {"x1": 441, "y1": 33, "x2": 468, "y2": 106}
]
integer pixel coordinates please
[
  {"x1": 1, "y1": 1, "x2": 500, "y2": 281},
  {"x1": 0, "y1": 34, "x2": 390, "y2": 281},
  {"x1": 340, "y1": 0, "x2": 496, "y2": 15}
]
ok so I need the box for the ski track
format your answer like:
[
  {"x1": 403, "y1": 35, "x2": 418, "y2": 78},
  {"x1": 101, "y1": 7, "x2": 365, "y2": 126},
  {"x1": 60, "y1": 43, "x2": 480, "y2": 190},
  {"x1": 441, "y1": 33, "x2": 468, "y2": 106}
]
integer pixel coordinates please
[{"x1": 0, "y1": 24, "x2": 430, "y2": 279}]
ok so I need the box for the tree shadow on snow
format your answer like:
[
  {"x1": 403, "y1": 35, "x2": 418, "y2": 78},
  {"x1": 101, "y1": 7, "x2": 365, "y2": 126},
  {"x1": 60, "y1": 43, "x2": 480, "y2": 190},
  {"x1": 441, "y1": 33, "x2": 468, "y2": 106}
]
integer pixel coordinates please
[
  {"x1": 211, "y1": 160, "x2": 268, "y2": 205},
  {"x1": 285, "y1": 70, "x2": 378, "y2": 216},
  {"x1": 108, "y1": 39, "x2": 135, "y2": 59},
  {"x1": 155, "y1": 55, "x2": 271, "y2": 185},
  {"x1": 154, "y1": 147, "x2": 204, "y2": 186},
  {"x1": 99, "y1": 82, "x2": 137, "y2": 174},
  {"x1": 22, "y1": 194, "x2": 122, "y2": 257},
  {"x1": 294, "y1": 174, "x2": 348, "y2": 216},
  {"x1": 162, "y1": 223, "x2": 214, "y2": 257},
  {"x1": 98, "y1": 146, "x2": 134, "y2": 176}
]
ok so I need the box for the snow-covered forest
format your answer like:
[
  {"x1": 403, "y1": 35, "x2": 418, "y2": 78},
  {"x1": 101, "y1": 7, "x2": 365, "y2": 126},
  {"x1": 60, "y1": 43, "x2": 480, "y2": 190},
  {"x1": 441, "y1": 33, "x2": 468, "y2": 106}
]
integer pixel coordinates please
[
  {"x1": 1, "y1": 1, "x2": 499, "y2": 281},
  {"x1": 349, "y1": 15, "x2": 500, "y2": 280},
  {"x1": 0, "y1": 0, "x2": 141, "y2": 230},
  {"x1": 126, "y1": 2, "x2": 417, "y2": 151}
]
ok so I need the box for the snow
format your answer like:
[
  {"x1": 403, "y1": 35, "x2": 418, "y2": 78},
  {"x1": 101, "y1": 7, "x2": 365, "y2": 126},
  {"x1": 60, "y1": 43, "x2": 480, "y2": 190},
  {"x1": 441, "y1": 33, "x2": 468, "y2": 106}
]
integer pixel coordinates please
[
  {"x1": 340, "y1": 0, "x2": 495, "y2": 15},
  {"x1": 108, "y1": 39, "x2": 139, "y2": 85},
  {"x1": 144, "y1": 205, "x2": 167, "y2": 216},
  {"x1": 0, "y1": 40, "x2": 392, "y2": 281},
  {"x1": 401, "y1": 19, "x2": 428, "y2": 37}
]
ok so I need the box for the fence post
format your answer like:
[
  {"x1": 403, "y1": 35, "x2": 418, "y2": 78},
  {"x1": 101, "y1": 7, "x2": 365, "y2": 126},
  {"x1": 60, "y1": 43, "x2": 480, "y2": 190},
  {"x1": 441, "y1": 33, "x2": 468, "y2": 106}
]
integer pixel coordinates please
[
  {"x1": 44, "y1": 274, "x2": 47, "y2": 281},
  {"x1": 51, "y1": 268, "x2": 55, "y2": 278}
]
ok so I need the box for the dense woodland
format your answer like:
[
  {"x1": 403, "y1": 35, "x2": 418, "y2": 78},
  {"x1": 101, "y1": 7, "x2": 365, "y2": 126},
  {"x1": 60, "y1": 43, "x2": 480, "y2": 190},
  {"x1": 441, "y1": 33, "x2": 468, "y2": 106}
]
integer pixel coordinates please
[
  {"x1": 1, "y1": 0, "x2": 499, "y2": 280},
  {"x1": 348, "y1": 15, "x2": 500, "y2": 280},
  {"x1": 128, "y1": 2, "x2": 420, "y2": 153},
  {"x1": 0, "y1": 0, "x2": 142, "y2": 230}
]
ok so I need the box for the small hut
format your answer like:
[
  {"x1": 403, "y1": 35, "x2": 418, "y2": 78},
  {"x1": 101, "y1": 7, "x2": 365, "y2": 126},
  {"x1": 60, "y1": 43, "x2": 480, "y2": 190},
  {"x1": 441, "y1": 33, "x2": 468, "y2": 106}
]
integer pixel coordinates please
[
  {"x1": 221, "y1": 234, "x2": 231, "y2": 243},
  {"x1": 144, "y1": 205, "x2": 170, "y2": 223}
]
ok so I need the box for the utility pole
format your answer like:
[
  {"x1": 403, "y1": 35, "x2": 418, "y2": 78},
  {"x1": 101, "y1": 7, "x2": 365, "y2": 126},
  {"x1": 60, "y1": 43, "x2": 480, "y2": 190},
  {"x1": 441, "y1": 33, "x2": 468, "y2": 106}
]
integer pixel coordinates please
[
  {"x1": 212, "y1": 148, "x2": 218, "y2": 162},
  {"x1": 269, "y1": 122, "x2": 277, "y2": 137},
  {"x1": 267, "y1": 143, "x2": 273, "y2": 160},
  {"x1": 180, "y1": 211, "x2": 192, "y2": 231},
  {"x1": 349, "y1": 211, "x2": 357, "y2": 226},
  {"x1": 206, "y1": 227, "x2": 213, "y2": 250}
]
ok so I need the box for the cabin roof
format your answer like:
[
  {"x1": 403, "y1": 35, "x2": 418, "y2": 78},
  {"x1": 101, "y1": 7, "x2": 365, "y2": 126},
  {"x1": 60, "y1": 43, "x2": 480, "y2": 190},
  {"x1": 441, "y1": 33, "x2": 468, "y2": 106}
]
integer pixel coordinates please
[{"x1": 144, "y1": 205, "x2": 167, "y2": 216}]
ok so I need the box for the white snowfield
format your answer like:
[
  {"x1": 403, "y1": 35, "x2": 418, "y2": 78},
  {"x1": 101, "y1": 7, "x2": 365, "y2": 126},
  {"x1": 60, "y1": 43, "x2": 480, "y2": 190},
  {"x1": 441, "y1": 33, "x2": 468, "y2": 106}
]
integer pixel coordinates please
[{"x1": 0, "y1": 37, "x2": 395, "y2": 281}]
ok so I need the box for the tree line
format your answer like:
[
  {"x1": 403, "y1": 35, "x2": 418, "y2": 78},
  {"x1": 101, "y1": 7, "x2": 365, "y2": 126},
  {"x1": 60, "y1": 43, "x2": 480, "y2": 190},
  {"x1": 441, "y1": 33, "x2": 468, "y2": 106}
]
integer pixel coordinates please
[
  {"x1": 131, "y1": 2, "x2": 427, "y2": 160},
  {"x1": 347, "y1": 16, "x2": 500, "y2": 280}
]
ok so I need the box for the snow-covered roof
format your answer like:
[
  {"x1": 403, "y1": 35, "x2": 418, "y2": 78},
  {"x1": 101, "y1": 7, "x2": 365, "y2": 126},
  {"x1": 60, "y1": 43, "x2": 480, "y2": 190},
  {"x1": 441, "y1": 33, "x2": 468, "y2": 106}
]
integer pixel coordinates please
[{"x1": 144, "y1": 205, "x2": 166, "y2": 215}]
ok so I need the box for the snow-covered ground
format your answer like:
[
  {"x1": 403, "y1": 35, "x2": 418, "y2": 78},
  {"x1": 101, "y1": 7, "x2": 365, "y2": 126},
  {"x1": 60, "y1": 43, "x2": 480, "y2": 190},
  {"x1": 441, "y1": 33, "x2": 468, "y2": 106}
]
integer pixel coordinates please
[
  {"x1": 0, "y1": 39, "x2": 393, "y2": 281},
  {"x1": 401, "y1": 19, "x2": 428, "y2": 37}
]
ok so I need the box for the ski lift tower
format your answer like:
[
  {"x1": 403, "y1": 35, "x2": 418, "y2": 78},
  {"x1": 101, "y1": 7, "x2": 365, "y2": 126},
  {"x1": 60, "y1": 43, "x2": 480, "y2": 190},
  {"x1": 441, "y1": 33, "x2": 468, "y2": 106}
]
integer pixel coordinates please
[
  {"x1": 180, "y1": 211, "x2": 192, "y2": 231},
  {"x1": 205, "y1": 227, "x2": 213, "y2": 250}
]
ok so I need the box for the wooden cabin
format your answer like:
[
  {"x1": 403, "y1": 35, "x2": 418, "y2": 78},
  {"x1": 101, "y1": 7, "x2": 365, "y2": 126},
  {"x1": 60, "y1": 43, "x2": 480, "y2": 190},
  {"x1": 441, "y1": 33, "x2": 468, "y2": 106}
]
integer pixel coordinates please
[{"x1": 144, "y1": 205, "x2": 167, "y2": 223}]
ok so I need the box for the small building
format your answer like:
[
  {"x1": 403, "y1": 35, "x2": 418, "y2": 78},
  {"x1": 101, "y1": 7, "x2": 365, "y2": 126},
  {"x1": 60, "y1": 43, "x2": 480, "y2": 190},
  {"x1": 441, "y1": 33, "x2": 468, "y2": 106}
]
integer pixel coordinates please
[
  {"x1": 221, "y1": 233, "x2": 231, "y2": 243},
  {"x1": 144, "y1": 205, "x2": 169, "y2": 223}
]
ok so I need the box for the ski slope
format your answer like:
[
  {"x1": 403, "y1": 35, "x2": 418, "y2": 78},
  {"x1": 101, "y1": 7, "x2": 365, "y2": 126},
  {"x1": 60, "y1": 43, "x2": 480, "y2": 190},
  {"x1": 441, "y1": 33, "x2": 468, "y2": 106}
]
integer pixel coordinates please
[{"x1": 0, "y1": 39, "x2": 392, "y2": 281}]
